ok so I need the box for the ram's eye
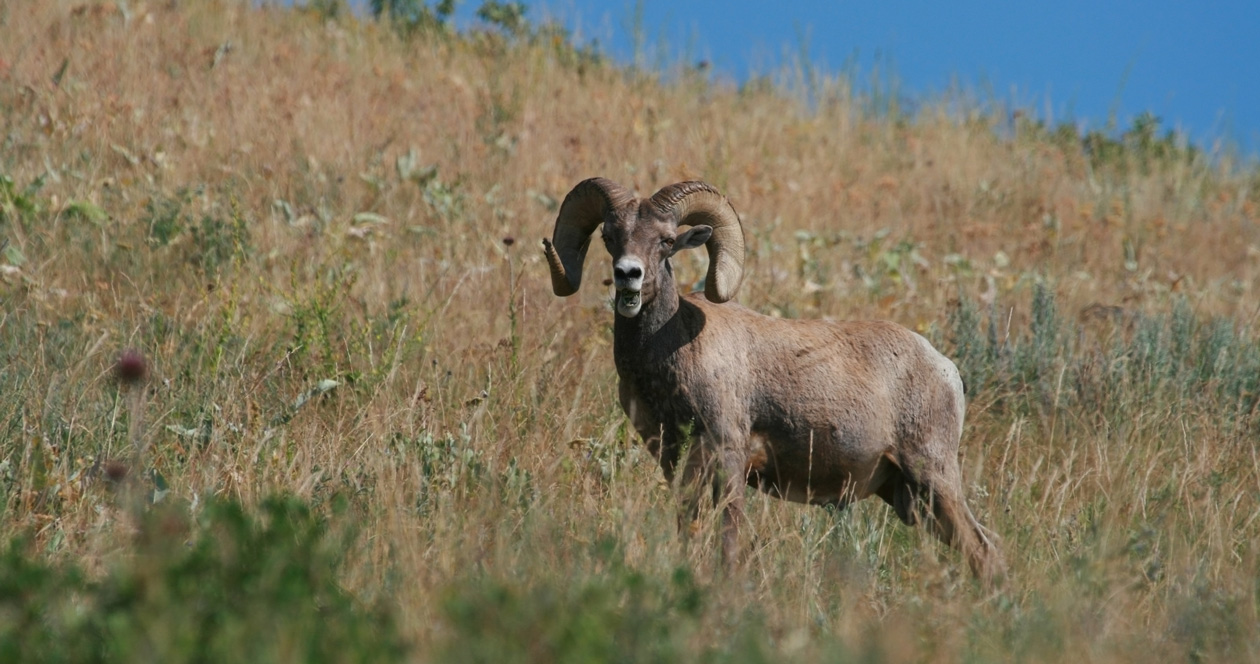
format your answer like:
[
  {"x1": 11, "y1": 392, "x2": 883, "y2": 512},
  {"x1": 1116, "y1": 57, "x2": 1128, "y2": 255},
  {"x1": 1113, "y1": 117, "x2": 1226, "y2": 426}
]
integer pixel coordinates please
[{"x1": 661, "y1": 237, "x2": 675, "y2": 248}]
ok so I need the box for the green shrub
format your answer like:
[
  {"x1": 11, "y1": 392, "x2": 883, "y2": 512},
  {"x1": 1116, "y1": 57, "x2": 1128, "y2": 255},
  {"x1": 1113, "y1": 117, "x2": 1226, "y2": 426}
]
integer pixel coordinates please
[
  {"x1": 0, "y1": 496, "x2": 406, "y2": 664},
  {"x1": 436, "y1": 541, "x2": 719, "y2": 664},
  {"x1": 370, "y1": 0, "x2": 455, "y2": 38},
  {"x1": 943, "y1": 288, "x2": 1260, "y2": 432}
]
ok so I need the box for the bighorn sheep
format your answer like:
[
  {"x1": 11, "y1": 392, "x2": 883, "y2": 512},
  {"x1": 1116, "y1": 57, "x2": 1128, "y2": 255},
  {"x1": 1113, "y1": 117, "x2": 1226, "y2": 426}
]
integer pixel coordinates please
[{"x1": 543, "y1": 178, "x2": 1004, "y2": 582}]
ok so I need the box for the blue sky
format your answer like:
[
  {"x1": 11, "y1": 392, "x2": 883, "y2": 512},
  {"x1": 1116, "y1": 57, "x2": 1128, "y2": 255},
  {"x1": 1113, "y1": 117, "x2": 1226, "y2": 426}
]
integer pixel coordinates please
[{"x1": 450, "y1": 0, "x2": 1260, "y2": 158}]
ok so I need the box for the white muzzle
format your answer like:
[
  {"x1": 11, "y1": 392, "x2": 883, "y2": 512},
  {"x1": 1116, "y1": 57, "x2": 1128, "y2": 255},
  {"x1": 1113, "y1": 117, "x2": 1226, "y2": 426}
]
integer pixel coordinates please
[{"x1": 613, "y1": 257, "x2": 645, "y2": 317}]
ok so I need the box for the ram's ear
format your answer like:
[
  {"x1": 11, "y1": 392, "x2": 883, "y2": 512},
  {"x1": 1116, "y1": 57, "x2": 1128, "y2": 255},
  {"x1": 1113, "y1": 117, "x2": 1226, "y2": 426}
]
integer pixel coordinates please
[{"x1": 670, "y1": 225, "x2": 712, "y2": 256}]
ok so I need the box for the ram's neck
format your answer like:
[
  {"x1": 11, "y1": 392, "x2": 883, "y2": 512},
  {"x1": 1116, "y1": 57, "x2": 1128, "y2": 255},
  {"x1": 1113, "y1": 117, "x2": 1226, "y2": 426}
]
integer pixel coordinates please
[
  {"x1": 613, "y1": 272, "x2": 682, "y2": 367},
  {"x1": 611, "y1": 271, "x2": 718, "y2": 401}
]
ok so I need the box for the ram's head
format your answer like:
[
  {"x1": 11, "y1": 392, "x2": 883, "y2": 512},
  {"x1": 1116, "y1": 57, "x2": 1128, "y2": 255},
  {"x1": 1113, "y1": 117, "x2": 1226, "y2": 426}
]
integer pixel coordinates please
[{"x1": 543, "y1": 178, "x2": 746, "y2": 317}]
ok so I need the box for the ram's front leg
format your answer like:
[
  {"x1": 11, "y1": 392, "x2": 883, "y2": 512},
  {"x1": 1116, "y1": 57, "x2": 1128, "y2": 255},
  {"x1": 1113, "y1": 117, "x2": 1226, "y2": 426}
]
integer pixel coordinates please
[
  {"x1": 618, "y1": 380, "x2": 669, "y2": 474},
  {"x1": 672, "y1": 428, "x2": 748, "y2": 571},
  {"x1": 670, "y1": 427, "x2": 708, "y2": 541},
  {"x1": 715, "y1": 446, "x2": 748, "y2": 570}
]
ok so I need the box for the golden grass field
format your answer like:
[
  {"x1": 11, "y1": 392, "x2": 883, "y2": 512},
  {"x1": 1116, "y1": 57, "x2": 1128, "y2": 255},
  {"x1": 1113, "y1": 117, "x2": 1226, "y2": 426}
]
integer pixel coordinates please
[{"x1": 2, "y1": 1, "x2": 1260, "y2": 661}]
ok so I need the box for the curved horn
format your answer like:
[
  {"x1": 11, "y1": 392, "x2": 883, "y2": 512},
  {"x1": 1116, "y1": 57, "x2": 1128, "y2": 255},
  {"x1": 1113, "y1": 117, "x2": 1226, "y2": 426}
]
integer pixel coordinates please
[
  {"x1": 543, "y1": 178, "x2": 635, "y2": 296},
  {"x1": 649, "y1": 181, "x2": 746, "y2": 303}
]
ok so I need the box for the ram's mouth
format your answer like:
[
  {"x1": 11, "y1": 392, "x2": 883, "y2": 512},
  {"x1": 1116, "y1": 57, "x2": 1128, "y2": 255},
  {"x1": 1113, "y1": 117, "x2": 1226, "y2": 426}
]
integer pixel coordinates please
[{"x1": 615, "y1": 289, "x2": 642, "y2": 317}]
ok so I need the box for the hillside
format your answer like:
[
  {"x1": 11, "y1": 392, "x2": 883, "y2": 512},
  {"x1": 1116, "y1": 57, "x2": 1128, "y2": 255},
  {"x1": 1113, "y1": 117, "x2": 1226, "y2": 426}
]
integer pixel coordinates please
[{"x1": 2, "y1": 1, "x2": 1259, "y2": 661}]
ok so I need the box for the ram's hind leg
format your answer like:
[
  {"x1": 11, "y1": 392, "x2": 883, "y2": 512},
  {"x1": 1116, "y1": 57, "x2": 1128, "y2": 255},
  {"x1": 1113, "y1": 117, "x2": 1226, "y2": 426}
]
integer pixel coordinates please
[
  {"x1": 876, "y1": 453, "x2": 1006, "y2": 585},
  {"x1": 922, "y1": 460, "x2": 1006, "y2": 584},
  {"x1": 873, "y1": 457, "x2": 923, "y2": 527}
]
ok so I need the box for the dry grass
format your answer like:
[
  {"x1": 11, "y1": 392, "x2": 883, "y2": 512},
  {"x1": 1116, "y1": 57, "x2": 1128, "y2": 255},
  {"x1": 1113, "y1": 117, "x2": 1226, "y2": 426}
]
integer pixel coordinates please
[{"x1": 2, "y1": 1, "x2": 1260, "y2": 661}]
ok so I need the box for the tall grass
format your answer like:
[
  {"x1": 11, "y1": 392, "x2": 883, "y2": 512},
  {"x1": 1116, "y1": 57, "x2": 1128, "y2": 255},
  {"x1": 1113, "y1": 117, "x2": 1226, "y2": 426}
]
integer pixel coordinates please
[{"x1": 1, "y1": 1, "x2": 1259, "y2": 661}]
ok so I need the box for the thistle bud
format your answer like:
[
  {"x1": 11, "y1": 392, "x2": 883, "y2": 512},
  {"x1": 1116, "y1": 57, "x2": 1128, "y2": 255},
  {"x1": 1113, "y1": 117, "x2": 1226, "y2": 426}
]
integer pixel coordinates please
[{"x1": 114, "y1": 349, "x2": 148, "y2": 385}]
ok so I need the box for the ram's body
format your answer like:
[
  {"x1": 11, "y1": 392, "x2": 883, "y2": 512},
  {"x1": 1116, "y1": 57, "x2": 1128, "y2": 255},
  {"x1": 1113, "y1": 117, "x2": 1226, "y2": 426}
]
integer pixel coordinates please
[
  {"x1": 617, "y1": 294, "x2": 963, "y2": 507},
  {"x1": 545, "y1": 178, "x2": 1004, "y2": 583}
]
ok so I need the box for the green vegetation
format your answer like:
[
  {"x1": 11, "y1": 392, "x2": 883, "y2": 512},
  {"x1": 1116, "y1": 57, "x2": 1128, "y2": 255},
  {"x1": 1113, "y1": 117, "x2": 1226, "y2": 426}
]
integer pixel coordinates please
[
  {"x1": 1, "y1": 497, "x2": 405, "y2": 663},
  {"x1": 1, "y1": 1, "x2": 1258, "y2": 661}
]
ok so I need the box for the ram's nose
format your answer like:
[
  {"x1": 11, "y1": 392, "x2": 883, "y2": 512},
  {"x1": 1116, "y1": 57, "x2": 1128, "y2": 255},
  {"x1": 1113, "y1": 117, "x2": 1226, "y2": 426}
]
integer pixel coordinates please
[
  {"x1": 613, "y1": 257, "x2": 645, "y2": 291},
  {"x1": 614, "y1": 264, "x2": 642, "y2": 281}
]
